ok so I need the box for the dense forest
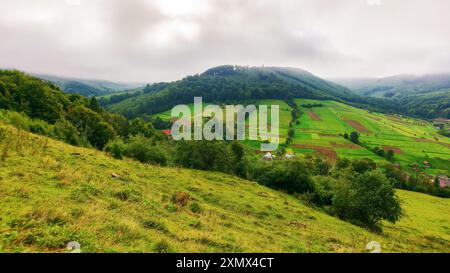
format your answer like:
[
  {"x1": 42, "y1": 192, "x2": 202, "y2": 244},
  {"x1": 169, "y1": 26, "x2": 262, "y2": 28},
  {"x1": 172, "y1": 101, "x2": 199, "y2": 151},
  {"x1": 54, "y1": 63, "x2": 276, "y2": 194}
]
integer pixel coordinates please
[
  {"x1": 0, "y1": 70, "x2": 162, "y2": 149},
  {"x1": 36, "y1": 73, "x2": 144, "y2": 97},
  {"x1": 105, "y1": 65, "x2": 399, "y2": 119}
]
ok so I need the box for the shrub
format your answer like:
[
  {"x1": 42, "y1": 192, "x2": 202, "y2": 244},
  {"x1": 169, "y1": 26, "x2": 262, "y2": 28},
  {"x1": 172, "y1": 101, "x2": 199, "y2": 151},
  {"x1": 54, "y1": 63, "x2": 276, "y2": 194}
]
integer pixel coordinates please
[
  {"x1": 142, "y1": 220, "x2": 167, "y2": 232},
  {"x1": 172, "y1": 192, "x2": 190, "y2": 207},
  {"x1": 350, "y1": 158, "x2": 376, "y2": 174},
  {"x1": 386, "y1": 150, "x2": 394, "y2": 161},
  {"x1": 335, "y1": 158, "x2": 351, "y2": 170},
  {"x1": 288, "y1": 128, "x2": 295, "y2": 138},
  {"x1": 384, "y1": 164, "x2": 407, "y2": 187},
  {"x1": 252, "y1": 159, "x2": 315, "y2": 194},
  {"x1": 175, "y1": 140, "x2": 233, "y2": 172},
  {"x1": 113, "y1": 188, "x2": 141, "y2": 202},
  {"x1": 312, "y1": 176, "x2": 335, "y2": 206},
  {"x1": 68, "y1": 106, "x2": 116, "y2": 149},
  {"x1": 128, "y1": 118, "x2": 155, "y2": 138},
  {"x1": 332, "y1": 170, "x2": 401, "y2": 229},
  {"x1": 6, "y1": 111, "x2": 31, "y2": 130},
  {"x1": 190, "y1": 202, "x2": 202, "y2": 213},
  {"x1": 105, "y1": 138, "x2": 127, "y2": 159},
  {"x1": 125, "y1": 135, "x2": 168, "y2": 165},
  {"x1": 152, "y1": 240, "x2": 171, "y2": 253},
  {"x1": 309, "y1": 158, "x2": 331, "y2": 176},
  {"x1": 54, "y1": 118, "x2": 82, "y2": 146},
  {"x1": 28, "y1": 119, "x2": 53, "y2": 136},
  {"x1": 349, "y1": 131, "x2": 359, "y2": 144},
  {"x1": 90, "y1": 121, "x2": 116, "y2": 149},
  {"x1": 376, "y1": 149, "x2": 385, "y2": 157}
]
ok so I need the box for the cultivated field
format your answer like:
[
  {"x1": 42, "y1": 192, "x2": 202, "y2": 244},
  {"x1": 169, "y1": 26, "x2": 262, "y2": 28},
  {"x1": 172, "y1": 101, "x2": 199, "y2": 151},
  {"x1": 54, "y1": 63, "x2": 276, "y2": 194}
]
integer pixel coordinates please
[
  {"x1": 152, "y1": 99, "x2": 450, "y2": 175},
  {"x1": 292, "y1": 99, "x2": 450, "y2": 175}
]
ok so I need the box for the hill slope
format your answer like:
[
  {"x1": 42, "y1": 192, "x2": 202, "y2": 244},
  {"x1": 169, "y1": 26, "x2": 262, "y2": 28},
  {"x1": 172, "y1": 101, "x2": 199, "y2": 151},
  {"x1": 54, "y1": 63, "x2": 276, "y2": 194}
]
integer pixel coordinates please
[
  {"x1": 152, "y1": 98, "x2": 450, "y2": 176},
  {"x1": 335, "y1": 74, "x2": 450, "y2": 119},
  {"x1": 291, "y1": 99, "x2": 450, "y2": 175},
  {"x1": 0, "y1": 123, "x2": 449, "y2": 253},
  {"x1": 106, "y1": 65, "x2": 397, "y2": 118},
  {"x1": 35, "y1": 74, "x2": 144, "y2": 97}
]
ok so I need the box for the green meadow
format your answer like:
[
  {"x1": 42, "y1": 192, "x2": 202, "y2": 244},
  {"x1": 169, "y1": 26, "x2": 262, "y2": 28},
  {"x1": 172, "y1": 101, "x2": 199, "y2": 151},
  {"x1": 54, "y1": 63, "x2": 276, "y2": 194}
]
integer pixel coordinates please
[
  {"x1": 153, "y1": 99, "x2": 450, "y2": 175},
  {"x1": 292, "y1": 99, "x2": 449, "y2": 175},
  {"x1": 0, "y1": 123, "x2": 449, "y2": 253}
]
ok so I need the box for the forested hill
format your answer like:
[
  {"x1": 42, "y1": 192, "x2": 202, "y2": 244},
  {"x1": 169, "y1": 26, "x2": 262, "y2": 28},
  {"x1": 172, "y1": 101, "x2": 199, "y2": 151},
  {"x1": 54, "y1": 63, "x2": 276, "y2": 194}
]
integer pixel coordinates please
[
  {"x1": 35, "y1": 73, "x2": 143, "y2": 97},
  {"x1": 106, "y1": 65, "x2": 398, "y2": 119},
  {"x1": 0, "y1": 69, "x2": 159, "y2": 150},
  {"x1": 335, "y1": 74, "x2": 450, "y2": 119}
]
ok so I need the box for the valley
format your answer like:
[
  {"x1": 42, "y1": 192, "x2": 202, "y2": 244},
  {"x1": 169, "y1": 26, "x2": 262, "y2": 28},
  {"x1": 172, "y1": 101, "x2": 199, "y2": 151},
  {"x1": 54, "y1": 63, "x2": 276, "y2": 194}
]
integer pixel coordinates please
[{"x1": 152, "y1": 98, "x2": 450, "y2": 176}]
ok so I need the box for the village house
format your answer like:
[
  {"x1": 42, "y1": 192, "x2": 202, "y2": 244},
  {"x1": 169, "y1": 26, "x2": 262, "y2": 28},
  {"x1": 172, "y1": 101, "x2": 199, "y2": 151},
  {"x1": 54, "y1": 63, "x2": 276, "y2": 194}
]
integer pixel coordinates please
[
  {"x1": 285, "y1": 154, "x2": 295, "y2": 159},
  {"x1": 436, "y1": 175, "x2": 450, "y2": 188},
  {"x1": 433, "y1": 123, "x2": 444, "y2": 130},
  {"x1": 423, "y1": 160, "x2": 431, "y2": 168},
  {"x1": 162, "y1": 129, "x2": 172, "y2": 136},
  {"x1": 263, "y1": 152, "x2": 276, "y2": 161}
]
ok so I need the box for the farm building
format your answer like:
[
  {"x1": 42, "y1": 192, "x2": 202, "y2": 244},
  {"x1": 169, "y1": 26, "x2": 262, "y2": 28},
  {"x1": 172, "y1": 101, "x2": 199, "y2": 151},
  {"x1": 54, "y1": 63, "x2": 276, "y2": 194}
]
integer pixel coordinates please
[
  {"x1": 433, "y1": 118, "x2": 450, "y2": 124},
  {"x1": 423, "y1": 161, "x2": 431, "y2": 168},
  {"x1": 263, "y1": 152, "x2": 276, "y2": 161},
  {"x1": 162, "y1": 129, "x2": 172, "y2": 136},
  {"x1": 436, "y1": 175, "x2": 450, "y2": 188}
]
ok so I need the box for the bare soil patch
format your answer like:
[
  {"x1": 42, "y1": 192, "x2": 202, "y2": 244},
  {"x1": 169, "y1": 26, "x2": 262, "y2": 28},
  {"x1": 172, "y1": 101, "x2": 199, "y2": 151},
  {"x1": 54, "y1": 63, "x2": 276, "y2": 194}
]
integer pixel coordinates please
[
  {"x1": 344, "y1": 119, "x2": 371, "y2": 134},
  {"x1": 293, "y1": 144, "x2": 337, "y2": 162},
  {"x1": 383, "y1": 146, "x2": 404, "y2": 154},
  {"x1": 308, "y1": 111, "x2": 321, "y2": 121},
  {"x1": 319, "y1": 133, "x2": 338, "y2": 137},
  {"x1": 439, "y1": 142, "x2": 450, "y2": 149},
  {"x1": 330, "y1": 142, "x2": 362, "y2": 150},
  {"x1": 414, "y1": 138, "x2": 434, "y2": 143}
]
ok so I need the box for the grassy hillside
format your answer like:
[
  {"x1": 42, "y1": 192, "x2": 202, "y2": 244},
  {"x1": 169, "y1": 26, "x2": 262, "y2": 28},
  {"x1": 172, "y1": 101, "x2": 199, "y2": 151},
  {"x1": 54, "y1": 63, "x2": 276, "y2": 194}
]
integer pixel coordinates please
[
  {"x1": 335, "y1": 74, "x2": 450, "y2": 119},
  {"x1": 291, "y1": 99, "x2": 450, "y2": 175},
  {"x1": 0, "y1": 123, "x2": 449, "y2": 253},
  {"x1": 35, "y1": 74, "x2": 143, "y2": 97}
]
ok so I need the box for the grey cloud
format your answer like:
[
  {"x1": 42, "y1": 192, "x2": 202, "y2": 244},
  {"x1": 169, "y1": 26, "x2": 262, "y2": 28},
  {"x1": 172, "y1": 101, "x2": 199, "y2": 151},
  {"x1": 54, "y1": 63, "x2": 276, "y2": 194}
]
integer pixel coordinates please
[{"x1": 0, "y1": 0, "x2": 449, "y2": 82}]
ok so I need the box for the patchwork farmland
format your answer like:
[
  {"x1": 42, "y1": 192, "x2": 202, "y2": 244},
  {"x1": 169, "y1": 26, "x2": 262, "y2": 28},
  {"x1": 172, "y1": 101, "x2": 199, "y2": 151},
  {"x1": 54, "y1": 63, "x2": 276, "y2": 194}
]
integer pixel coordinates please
[
  {"x1": 153, "y1": 99, "x2": 450, "y2": 176},
  {"x1": 290, "y1": 99, "x2": 450, "y2": 175}
]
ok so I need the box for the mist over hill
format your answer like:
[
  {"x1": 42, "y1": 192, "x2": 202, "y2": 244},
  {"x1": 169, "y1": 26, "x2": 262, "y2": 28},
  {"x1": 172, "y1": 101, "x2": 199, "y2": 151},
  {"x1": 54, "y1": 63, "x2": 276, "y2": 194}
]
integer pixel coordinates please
[
  {"x1": 334, "y1": 74, "x2": 450, "y2": 119},
  {"x1": 35, "y1": 74, "x2": 144, "y2": 97}
]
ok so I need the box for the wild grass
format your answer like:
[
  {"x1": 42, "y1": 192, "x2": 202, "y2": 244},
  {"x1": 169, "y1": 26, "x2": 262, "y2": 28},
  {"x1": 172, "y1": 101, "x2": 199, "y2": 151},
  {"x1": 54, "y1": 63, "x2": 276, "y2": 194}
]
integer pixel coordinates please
[{"x1": 0, "y1": 122, "x2": 449, "y2": 253}]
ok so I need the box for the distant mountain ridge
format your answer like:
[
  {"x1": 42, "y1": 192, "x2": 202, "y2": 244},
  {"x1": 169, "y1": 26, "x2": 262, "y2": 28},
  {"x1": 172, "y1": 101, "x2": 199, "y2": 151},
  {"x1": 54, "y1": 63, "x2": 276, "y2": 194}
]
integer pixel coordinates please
[
  {"x1": 35, "y1": 73, "x2": 144, "y2": 97},
  {"x1": 334, "y1": 74, "x2": 450, "y2": 97},
  {"x1": 335, "y1": 74, "x2": 450, "y2": 119}
]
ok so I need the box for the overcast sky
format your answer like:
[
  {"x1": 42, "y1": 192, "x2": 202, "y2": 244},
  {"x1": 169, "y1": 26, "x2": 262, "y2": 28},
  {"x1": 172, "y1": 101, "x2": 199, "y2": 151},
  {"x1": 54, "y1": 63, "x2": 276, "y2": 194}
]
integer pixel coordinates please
[{"x1": 0, "y1": 0, "x2": 449, "y2": 83}]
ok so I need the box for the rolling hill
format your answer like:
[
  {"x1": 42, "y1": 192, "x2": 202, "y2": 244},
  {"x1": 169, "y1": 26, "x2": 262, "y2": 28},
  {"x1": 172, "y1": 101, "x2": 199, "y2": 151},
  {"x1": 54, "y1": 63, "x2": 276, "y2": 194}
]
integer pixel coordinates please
[
  {"x1": 152, "y1": 98, "x2": 450, "y2": 177},
  {"x1": 106, "y1": 65, "x2": 398, "y2": 118},
  {"x1": 35, "y1": 74, "x2": 144, "y2": 97},
  {"x1": 290, "y1": 99, "x2": 450, "y2": 175},
  {"x1": 334, "y1": 74, "x2": 450, "y2": 119},
  {"x1": 0, "y1": 122, "x2": 449, "y2": 253}
]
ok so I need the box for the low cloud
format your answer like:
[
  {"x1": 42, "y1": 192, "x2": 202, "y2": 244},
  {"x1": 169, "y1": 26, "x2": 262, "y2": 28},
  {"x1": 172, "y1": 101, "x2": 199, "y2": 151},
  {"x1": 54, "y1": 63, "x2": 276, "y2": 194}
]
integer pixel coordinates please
[{"x1": 0, "y1": 0, "x2": 449, "y2": 82}]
